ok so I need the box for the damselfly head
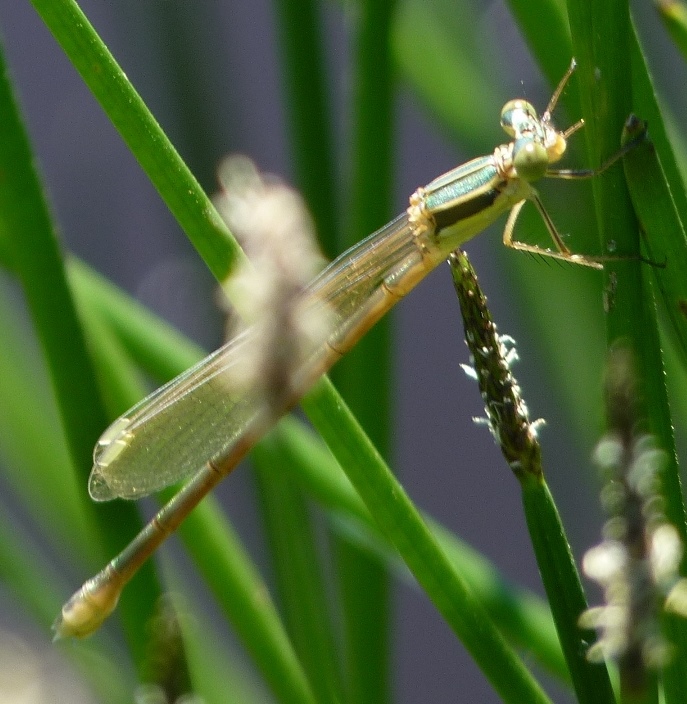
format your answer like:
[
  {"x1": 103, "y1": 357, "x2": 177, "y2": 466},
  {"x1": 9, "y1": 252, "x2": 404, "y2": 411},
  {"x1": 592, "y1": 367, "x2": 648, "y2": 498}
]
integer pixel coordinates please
[{"x1": 500, "y1": 99, "x2": 539, "y2": 138}]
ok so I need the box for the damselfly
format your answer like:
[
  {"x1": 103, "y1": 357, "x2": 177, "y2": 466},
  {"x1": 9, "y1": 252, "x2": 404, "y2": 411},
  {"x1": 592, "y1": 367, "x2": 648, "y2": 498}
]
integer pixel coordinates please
[{"x1": 54, "y1": 60, "x2": 639, "y2": 638}]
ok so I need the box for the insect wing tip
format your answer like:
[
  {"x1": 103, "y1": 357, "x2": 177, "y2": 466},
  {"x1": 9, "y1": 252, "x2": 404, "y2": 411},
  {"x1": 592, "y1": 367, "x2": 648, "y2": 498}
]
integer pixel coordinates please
[{"x1": 88, "y1": 469, "x2": 117, "y2": 502}]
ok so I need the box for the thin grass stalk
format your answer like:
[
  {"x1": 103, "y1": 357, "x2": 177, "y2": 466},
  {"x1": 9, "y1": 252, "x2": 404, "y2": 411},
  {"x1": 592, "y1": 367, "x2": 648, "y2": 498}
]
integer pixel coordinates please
[
  {"x1": 0, "y1": 28, "x2": 161, "y2": 670},
  {"x1": 568, "y1": 0, "x2": 687, "y2": 700}
]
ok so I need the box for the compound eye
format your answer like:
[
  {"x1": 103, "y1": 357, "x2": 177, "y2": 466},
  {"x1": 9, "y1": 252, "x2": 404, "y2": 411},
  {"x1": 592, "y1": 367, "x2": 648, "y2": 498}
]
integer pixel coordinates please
[
  {"x1": 501, "y1": 100, "x2": 539, "y2": 138},
  {"x1": 512, "y1": 137, "x2": 548, "y2": 182}
]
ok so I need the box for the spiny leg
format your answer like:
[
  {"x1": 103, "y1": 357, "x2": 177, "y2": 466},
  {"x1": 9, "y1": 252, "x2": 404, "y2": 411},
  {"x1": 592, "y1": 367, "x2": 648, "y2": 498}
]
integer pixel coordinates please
[
  {"x1": 503, "y1": 198, "x2": 604, "y2": 270},
  {"x1": 546, "y1": 122, "x2": 648, "y2": 181}
]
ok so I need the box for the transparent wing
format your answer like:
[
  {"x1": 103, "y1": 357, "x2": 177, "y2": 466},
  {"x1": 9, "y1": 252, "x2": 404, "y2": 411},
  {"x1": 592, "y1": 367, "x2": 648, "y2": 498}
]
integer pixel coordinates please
[
  {"x1": 89, "y1": 330, "x2": 264, "y2": 500},
  {"x1": 310, "y1": 213, "x2": 419, "y2": 319},
  {"x1": 89, "y1": 213, "x2": 422, "y2": 501}
]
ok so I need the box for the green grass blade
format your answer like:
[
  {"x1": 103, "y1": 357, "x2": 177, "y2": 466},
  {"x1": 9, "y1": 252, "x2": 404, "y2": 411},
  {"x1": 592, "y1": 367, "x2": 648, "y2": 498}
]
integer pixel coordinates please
[
  {"x1": 621, "y1": 121, "x2": 687, "y2": 404},
  {"x1": 392, "y1": 0, "x2": 502, "y2": 153},
  {"x1": 344, "y1": 0, "x2": 397, "y2": 255},
  {"x1": 522, "y1": 475, "x2": 615, "y2": 704},
  {"x1": 568, "y1": 0, "x2": 687, "y2": 700},
  {"x1": 67, "y1": 258, "x2": 206, "y2": 384},
  {"x1": 256, "y1": 5, "x2": 345, "y2": 697},
  {"x1": 0, "y1": 33, "x2": 106, "y2": 518},
  {"x1": 260, "y1": 416, "x2": 571, "y2": 684},
  {"x1": 0, "y1": 286, "x2": 134, "y2": 701},
  {"x1": 273, "y1": 0, "x2": 338, "y2": 259},
  {"x1": 332, "y1": 2, "x2": 398, "y2": 700},
  {"x1": 252, "y1": 460, "x2": 344, "y2": 704},
  {"x1": 656, "y1": 0, "x2": 687, "y2": 60},
  {"x1": 172, "y1": 496, "x2": 319, "y2": 704},
  {"x1": 0, "y1": 28, "x2": 159, "y2": 667},
  {"x1": 621, "y1": 120, "x2": 687, "y2": 704},
  {"x1": 29, "y1": 0, "x2": 243, "y2": 282},
  {"x1": 629, "y1": 23, "x2": 687, "y2": 240},
  {"x1": 449, "y1": 249, "x2": 614, "y2": 704},
  {"x1": 0, "y1": 280, "x2": 94, "y2": 562},
  {"x1": 76, "y1": 300, "x2": 150, "y2": 420},
  {"x1": 302, "y1": 377, "x2": 554, "y2": 704},
  {"x1": 144, "y1": 4, "x2": 228, "y2": 192},
  {"x1": 628, "y1": 25, "x2": 687, "y2": 372},
  {"x1": 163, "y1": 588, "x2": 270, "y2": 704},
  {"x1": 337, "y1": 0, "x2": 396, "y2": 454}
]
